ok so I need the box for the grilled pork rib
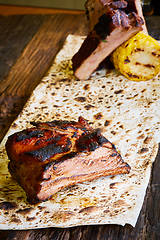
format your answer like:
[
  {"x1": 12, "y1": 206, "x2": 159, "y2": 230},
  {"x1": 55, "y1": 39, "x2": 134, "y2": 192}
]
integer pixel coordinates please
[
  {"x1": 72, "y1": 0, "x2": 144, "y2": 80},
  {"x1": 6, "y1": 117, "x2": 130, "y2": 203}
]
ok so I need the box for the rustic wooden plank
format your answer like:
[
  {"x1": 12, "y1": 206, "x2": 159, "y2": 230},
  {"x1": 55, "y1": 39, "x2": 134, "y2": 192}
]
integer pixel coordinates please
[
  {"x1": 0, "y1": 230, "x2": 31, "y2": 240},
  {"x1": 0, "y1": 15, "x2": 45, "y2": 82},
  {"x1": 145, "y1": 147, "x2": 160, "y2": 240},
  {"x1": 0, "y1": 14, "x2": 160, "y2": 240},
  {"x1": 0, "y1": 5, "x2": 84, "y2": 16},
  {"x1": 152, "y1": 147, "x2": 160, "y2": 184}
]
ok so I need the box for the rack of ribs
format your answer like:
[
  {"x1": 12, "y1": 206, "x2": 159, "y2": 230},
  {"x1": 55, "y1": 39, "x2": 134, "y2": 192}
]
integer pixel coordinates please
[
  {"x1": 72, "y1": 0, "x2": 145, "y2": 80},
  {"x1": 6, "y1": 117, "x2": 130, "y2": 204}
]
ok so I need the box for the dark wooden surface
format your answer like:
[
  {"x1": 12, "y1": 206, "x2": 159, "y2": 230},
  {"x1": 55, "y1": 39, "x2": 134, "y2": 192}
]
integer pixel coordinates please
[{"x1": 0, "y1": 10, "x2": 160, "y2": 240}]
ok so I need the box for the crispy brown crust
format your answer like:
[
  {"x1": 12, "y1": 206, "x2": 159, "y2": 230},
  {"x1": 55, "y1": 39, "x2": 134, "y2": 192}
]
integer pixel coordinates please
[{"x1": 6, "y1": 117, "x2": 130, "y2": 203}]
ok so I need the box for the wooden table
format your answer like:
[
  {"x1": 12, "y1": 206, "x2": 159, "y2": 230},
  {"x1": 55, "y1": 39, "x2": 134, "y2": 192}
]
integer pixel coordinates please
[{"x1": 0, "y1": 5, "x2": 160, "y2": 240}]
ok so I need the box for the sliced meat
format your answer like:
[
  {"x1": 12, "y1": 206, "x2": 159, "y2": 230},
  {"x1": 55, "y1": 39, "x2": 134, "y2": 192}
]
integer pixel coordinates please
[
  {"x1": 37, "y1": 143, "x2": 130, "y2": 202},
  {"x1": 6, "y1": 117, "x2": 130, "y2": 203},
  {"x1": 72, "y1": 9, "x2": 143, "y2": 80}
]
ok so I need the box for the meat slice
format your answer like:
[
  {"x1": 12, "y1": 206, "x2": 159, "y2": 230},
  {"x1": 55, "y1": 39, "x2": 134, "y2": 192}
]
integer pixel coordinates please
[
  {"x1": 72, "y1": 8, "x2": 143, "y2": 80},
  {"x1": 37, "y1": 142, "x2": 130, "y2": 202},
  {"x1": 6, "y1": 117, "x2": 130, "y2": 203}
]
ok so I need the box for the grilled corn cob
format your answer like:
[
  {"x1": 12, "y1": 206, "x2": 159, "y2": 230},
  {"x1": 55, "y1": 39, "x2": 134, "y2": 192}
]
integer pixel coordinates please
[{"x1": 112, "y1": 32, "x2": 160, "y2": 81}]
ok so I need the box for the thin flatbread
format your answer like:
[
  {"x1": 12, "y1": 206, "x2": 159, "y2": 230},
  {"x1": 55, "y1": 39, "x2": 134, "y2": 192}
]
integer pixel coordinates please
[{"x1": 0, "y1": 35, "x2": 160, "y2": 229}]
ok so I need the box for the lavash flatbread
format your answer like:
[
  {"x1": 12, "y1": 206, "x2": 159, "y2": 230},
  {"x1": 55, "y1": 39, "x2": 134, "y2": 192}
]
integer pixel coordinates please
[{"x1": 0, "y1": 35, "x2": 160, "y2": 229}]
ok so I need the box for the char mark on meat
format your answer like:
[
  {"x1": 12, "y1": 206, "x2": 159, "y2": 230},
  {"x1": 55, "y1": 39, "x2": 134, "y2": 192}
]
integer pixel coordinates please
[{"x1": 6, "y1": 117, "x2": 130, "y2": 203}]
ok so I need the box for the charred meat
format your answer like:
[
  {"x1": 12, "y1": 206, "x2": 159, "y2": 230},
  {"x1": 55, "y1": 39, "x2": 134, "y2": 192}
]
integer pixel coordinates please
[
  {"x1": 72, "y1": 0, "x2": 144, "y2": 80},
  {"x1": 85, "y1": 0, "x2": 147, "y2": 32},
  {"x1": 6, "y1": 117, "x2": 130, "y2": 203}
]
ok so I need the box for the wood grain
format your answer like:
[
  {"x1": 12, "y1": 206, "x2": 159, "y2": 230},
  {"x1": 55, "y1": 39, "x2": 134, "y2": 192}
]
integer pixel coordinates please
[
  {"x1": 0, "y1": 5, "x2": 84, "y2": 16},
  {"x1": 0, "y1": 12, "x2": 160, "y2": 240},
  {"x1": 0, "y1": 15, "x2": 44, "y2": 82},
  {"x1": 0, "y1": 14, "x2": 87, "y2": 142}
]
